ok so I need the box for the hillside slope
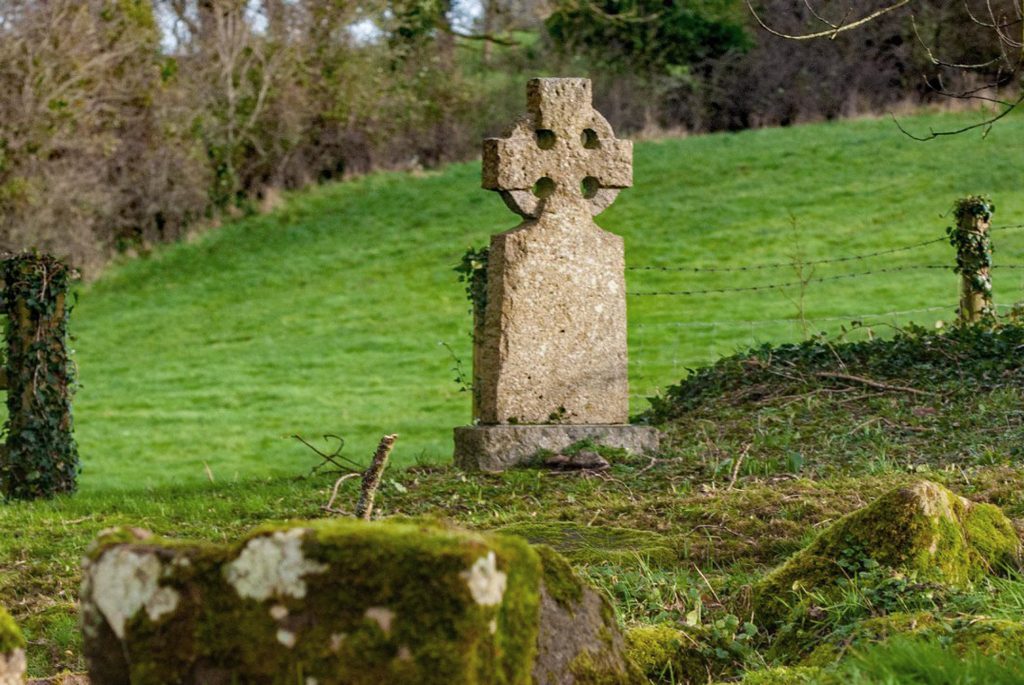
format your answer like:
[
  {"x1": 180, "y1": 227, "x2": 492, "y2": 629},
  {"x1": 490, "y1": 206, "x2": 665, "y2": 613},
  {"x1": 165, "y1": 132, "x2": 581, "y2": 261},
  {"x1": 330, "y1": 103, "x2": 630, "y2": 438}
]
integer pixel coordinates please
[{"x1": 69, "y1": 112, "x2": 1024, "y2": 490}]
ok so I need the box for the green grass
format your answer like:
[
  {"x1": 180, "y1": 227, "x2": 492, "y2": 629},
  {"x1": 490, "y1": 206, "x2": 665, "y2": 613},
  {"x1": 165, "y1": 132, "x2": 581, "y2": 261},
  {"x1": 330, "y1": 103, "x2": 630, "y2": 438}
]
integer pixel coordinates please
[
  {"x1": 7, "y1": 109, "x2": 1021, "y2": 677},
  {"x1": 6, "y1": 323, "x2": 1024, "y2": 677},
  {"x1": 62, "y1": 110, "x2": 1024, "y2": 491}
]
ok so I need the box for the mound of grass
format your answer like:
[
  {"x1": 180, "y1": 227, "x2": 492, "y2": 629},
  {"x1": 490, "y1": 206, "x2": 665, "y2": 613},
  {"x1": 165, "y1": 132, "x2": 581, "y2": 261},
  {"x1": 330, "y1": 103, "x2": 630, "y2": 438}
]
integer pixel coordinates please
[
  {"x1": 645, "y1": 324, "x2": 1024, "y2": 478},
  {"x1": 647, "y1": 323, "x2": 1024, "y2": 419}
]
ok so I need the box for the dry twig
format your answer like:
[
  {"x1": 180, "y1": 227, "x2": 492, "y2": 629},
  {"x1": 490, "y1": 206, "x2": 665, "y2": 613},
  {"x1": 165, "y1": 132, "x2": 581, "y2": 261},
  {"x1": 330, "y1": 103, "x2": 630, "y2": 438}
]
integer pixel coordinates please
[
  {"x1": 355, "y1": 434, "x2": 398, "y2": 520},
  {"x1": 814, "y1": 372, "x2": 936, "y2": 397},
  {"x1": 322, "y1": 473, "x2": 361, "y2": 515}
]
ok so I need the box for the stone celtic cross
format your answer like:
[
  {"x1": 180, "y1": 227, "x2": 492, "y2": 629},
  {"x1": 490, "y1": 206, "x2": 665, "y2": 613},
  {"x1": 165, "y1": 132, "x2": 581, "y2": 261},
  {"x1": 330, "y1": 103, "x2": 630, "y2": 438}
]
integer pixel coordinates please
[
  {"x1": 455, "y1": 78, "x2": 659, "y2": 472},
  {"x1": 482, "y1": 78, "x2": 633, "y2": 219}
]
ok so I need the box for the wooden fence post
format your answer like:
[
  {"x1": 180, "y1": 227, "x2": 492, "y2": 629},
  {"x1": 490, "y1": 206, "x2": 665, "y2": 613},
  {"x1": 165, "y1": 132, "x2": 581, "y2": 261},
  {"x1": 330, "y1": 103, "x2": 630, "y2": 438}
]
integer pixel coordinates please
[
  {"x1": 0, "y1": 254, "x2": 79, "y2": 500},
  {"x1": 948, "y1": 196, "x2": 995, "y2": 325}
]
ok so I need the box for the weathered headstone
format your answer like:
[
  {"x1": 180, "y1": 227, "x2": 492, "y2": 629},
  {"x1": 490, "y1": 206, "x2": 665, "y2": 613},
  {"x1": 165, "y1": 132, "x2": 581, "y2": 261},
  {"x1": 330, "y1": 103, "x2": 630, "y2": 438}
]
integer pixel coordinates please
[{"x1": 454, "y1": 78, "x2": 659, "y2": 471}]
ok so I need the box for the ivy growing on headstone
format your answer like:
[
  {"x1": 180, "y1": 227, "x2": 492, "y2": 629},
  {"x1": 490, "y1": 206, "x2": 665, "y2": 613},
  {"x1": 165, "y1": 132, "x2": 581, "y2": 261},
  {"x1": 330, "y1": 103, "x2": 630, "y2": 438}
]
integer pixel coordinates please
[
  {"x1": 455, "y1": 246, "x2": 489, "y2": 321},
  {"x1": 0, "y1": 253, "x2": 79, "y2": 500}
]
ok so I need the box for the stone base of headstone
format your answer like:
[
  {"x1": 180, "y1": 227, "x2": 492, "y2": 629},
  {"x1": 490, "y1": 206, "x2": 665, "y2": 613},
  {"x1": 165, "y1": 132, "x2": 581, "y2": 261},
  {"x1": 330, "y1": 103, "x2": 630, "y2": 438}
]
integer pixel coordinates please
[{"x1": 454, "y1": 424, "x2": 660, "y2": 472}]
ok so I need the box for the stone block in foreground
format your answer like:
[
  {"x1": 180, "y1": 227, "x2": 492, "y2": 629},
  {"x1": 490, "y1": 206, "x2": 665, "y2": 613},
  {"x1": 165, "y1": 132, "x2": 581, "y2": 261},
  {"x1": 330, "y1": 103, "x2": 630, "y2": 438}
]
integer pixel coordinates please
[
  {"x1": 81, "y1": 520, "x2": 638, "y2": 684},
  {"x1": 455, "y1": 424, "x2": 659, "y2": 472},
  {"x1": 0, "y1": 605, "x2": 26, "y2": 685}
]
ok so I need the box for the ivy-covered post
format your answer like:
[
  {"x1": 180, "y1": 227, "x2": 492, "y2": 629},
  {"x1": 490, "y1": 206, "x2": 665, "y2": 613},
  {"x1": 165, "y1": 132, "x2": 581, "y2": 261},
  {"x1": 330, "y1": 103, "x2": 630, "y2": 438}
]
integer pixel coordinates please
[
  {"x1": 948, "y1": 196, "x2": 995, "y2": 325},
  {"x1": 0, "y1": 254, "x2": 80, "y2": 500}
]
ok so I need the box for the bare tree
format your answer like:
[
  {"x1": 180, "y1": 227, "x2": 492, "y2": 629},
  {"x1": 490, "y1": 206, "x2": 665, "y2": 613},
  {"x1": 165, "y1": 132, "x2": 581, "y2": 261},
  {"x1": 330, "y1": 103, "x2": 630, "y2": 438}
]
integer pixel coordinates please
[{"x1": 747, "y1": 0, "x2": 1024, "y2": 139}]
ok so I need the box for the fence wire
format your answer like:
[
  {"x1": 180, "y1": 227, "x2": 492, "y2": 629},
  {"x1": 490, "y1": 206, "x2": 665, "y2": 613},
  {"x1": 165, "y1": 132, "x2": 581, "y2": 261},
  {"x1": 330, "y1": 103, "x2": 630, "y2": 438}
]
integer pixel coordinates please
[
  {"x1": 626, "y1": 224, "x2": 1024, "y2": 397},
  {"x1": 628, "y1": 264, "x2": 952, "y2": 297},
  {"x1": 627, "y1": 237, "x2": 946, "y2": 273},
  {"x1": 633, "y1": 306, "x2": 953, "y2": 330}
]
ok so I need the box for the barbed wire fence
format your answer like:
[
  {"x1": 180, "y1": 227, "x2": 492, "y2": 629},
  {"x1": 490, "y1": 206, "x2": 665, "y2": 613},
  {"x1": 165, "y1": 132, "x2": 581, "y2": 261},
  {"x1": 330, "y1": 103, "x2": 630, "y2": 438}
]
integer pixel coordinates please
[{"x1": 625, "y1": 221, "x2": 1024, "y2": 400}]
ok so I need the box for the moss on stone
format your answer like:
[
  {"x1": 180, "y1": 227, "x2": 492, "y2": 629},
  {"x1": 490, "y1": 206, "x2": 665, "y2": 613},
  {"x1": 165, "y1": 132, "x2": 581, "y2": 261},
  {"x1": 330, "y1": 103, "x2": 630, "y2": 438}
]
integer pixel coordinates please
[
  {"x1": 496, "y1": 521, "x2": 676, "y2": 566},
  {"x1": 568, "y1": 649, "x2": 642, "y2": 685},
  {"x1": 798, "y1": 611, "x2": 1024, "y2": 669},
  {"x1": 534, "y1": 544, "x2": 584, "y2": 608},
  {"x1": 624, "y1": 623, "x2": 743, "y2": 684},
  {"x1": 730, "y1": 665, "x2": 826, "y2": 685},
  {"x1": 0, "y1": 605, "x2": 25, "y2": 655},
  {"x1": 752, "y1": 481, "x2": 1020, "y2": 630},
  {"x1": 793, "y1": 612, "x2": 937, "y2": 667},
  {"x1": 83, "y1": 519, "x2": 544, "y2": 684},
  {"x1": 625, "y1": 624, "x2": 696, "y2": 683}
]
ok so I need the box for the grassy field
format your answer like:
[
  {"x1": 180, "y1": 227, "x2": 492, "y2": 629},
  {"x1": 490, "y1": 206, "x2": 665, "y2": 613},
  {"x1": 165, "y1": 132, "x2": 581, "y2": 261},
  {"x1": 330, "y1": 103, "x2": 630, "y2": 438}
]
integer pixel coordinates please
[{"x1": 60, "y1": 110, "x2": 1024, "y2": 491}]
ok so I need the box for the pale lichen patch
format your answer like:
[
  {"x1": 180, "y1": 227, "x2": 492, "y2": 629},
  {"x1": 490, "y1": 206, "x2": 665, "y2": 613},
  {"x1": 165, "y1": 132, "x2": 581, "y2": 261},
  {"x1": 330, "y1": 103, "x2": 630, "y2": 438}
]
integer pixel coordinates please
[
  {"x1": 276, "y1": 629, "x2": 297, "y2": 648},
  {"x1": 269, "y1": 605, "x2": 289, "y2": 621},
  {"x1": 364, "y1": 607, "x2": 395, "y2": 634},
  {"x1": 145, "y1": 587, "x2": 180, "y2": 623},
  {"x1": 89, "y1": 548, "x2": 181, "y2": 639},
  {"x1": 224, "y1": 529, "x2": 328, "y2": 601},
  {"x1": 461, "y1": 551, "x2": 507, "y2": 606},
  {"x1": 0, "y1": 648, "x2": 26, "y2": 685}
]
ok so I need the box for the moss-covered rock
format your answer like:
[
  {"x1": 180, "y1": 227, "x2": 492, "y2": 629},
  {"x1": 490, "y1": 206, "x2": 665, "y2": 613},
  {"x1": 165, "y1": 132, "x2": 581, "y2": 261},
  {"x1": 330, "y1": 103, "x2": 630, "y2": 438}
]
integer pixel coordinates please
[
  {"x1": 728, "y1": 665, "x2": 826, "y2": 684},
  {"x1": 752, "y1": 481, "x2": 1020, "y2": 629},
  {"x1": 624, "y1": 622, "x2": 753, "y2": 684},
  {"x1": 626, "y1": 624, "x2": 714, "y2": 684},
  {"x1": 0, "y1": 605, "x2": 26, "y2": 685},
  {"x1": 531, "y1": 545, "x2": 639, "y2": 684},
  {"x1": 81, "y1": 519, "x2": 634, "y2": 684},
  {"x1": 496, "y1": 521, "x2": 677, "y2": 566},
  {"x1": 801, "y1": 611, "x2": 1024, "y2": 668}
]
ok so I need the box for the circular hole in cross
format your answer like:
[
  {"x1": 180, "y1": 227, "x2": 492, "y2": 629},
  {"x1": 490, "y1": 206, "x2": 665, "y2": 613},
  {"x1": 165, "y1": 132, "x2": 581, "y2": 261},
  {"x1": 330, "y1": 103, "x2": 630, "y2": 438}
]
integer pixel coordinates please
[
  {"x1": 535, "y1": 129, "x2": 556, "y2": 150},
  {"x1": 533, "y1": 177, "x2": 556, "y2": 199},
  {"x1": 581, "y1": 129, "x2": 601, "y2": 149},
  {"x1": 580, "y1": 176, "x2": 600, "y2": 199}
]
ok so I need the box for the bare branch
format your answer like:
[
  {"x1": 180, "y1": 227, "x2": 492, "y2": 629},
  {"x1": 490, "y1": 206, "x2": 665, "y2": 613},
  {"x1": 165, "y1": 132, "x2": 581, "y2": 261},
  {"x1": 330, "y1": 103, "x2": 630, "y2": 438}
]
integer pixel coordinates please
[
  {"x1": 911, "y1": 16, "x2": 1006, "y2": 70},
  {"x1": 447, "y1": 28, "x2": 520, "y2": 46},
  {"x1": 746, "y1": 0, "x2": 913, "y2": 40},
  {"x1": 891, "y1": 91, "x2": 1024, "y2": 141}
]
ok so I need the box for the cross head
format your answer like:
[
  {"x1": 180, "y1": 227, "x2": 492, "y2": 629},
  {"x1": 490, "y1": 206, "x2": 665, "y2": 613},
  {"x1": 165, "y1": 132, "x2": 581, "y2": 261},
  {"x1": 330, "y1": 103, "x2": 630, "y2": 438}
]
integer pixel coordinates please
[{"x1": 482, "y1": 78, "x2": 633, "y2": 219}]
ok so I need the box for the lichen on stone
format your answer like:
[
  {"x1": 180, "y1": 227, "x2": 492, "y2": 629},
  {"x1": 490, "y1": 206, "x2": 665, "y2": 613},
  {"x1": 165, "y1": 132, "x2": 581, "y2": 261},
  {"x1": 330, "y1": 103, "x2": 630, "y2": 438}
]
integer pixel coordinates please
[
  {"x1": 223, "y1": 528, "x2": 328, "y2": 601},
  {"x1": 364, "y1": 607, "x2": 395, "y2": 633},
  {"x1": 460, "y1": 550, "x2": 508, "y2": 606},
  {"x1": 276, "y1": 629, "x2": 297, "y2": 648},
  {"x1": 88, "y1": 547, "x2": 180, "y2": 638}
]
